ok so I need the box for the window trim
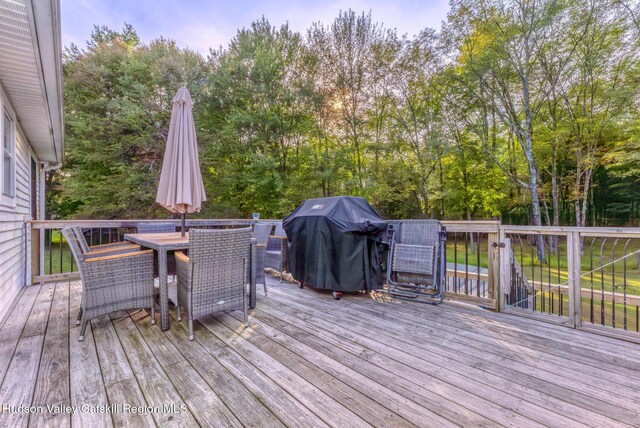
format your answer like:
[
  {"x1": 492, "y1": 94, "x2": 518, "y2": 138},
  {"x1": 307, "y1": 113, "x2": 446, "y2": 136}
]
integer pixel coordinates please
[{"x1": 1, "y1": 104, "x2": 17, "y2": 207}]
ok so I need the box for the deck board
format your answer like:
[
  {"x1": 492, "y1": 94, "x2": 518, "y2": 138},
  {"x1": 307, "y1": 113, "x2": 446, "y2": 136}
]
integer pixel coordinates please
[
  {"x1": 264, "y1": 286, "x2": 636, "y2": 426},
  {"x1": 68, "y1": 281, "x2": 113, "y2": 428},
  {"x1": 111, "y1": 312, "x2": 198, "y2": 427},
  {"x1": 164, "y1": 314, "x2": 284, "y2": 428},
  {"x1": 0, "y1": 286, "x2": 39, "y2": 385},
  {"x1": 0, "y1": 277, "x2": 639, "y2": 428},
  {"x1": 346, "y1": 296, "x2": 640, "y2": 393},
  {"x1": 215, "y1": 312, "x2": 417, "y2": 428},
  {"x1": 93, "y1": 315, "x2": 157, "y2": 428},
  {"x1": 29, "y1": 283, "x2": 70, "y2": 428},
  {"x1": 259, "y1": 293, "x2": 582, "y2": 427},
  {"x1": 130, "y1": 309, "x2": 243, "y2": 428}
]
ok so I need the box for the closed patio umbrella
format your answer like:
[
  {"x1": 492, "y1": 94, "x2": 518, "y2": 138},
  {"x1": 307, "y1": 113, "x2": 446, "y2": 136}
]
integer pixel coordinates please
[{"x1": 156, "y1": 87, "x2": 207, "y2": 235}]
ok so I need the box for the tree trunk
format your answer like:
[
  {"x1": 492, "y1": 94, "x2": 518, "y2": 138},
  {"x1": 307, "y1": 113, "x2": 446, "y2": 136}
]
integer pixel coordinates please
[
  {"x1": 439, "y1": 156, "x2": 445, "y2": 218},
  {"x1": 550, "y1": 143, "x2": 560, "y2": 254},
  {"x1": 521, "y1": 129, "x2": 546, "y2": 263},
  {"x1": 467, "y1": 207, "x2": 475, "y2": 254}
]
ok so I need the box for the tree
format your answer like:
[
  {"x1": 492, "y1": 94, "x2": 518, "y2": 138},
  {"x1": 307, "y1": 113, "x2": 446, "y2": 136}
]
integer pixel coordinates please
[
  {"x1": 307, "y1": 10, "x2": 393, "y2": 194},
  {"x1": 385, "y1": 30, "x2": 448, "y2": 216},
  {"x1": 201, "y1": 19, "x2": 314, "y2": 218},
  {"x1": 55, "y1": 25, "x2": 207, "y2": 219},
  {"x1": 51, "y1": 8, "x2": 640, "y2": 227},
  {"x1": 445, "y1": 0, "x2": 576, "y2": 260},
  {"x1": 558, "y1": 0, "x2": 638, "y2": 228}
]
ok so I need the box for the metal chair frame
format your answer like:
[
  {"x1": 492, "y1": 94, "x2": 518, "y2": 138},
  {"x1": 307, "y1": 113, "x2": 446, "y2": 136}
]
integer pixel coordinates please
[{"x1": 386, "y1": 220, "x2": 447, "y2": 304}]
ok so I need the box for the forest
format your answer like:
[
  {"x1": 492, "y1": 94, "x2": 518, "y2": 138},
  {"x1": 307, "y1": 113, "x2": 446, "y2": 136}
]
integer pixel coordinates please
[{"x1": 52, "y1": 0, "x2": 640, "y2": 226}]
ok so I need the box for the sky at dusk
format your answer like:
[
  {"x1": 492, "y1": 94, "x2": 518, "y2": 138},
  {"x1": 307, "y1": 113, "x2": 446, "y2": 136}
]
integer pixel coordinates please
[{"x1": 61, "y1": 0, "x2": 451, "y2": 55}]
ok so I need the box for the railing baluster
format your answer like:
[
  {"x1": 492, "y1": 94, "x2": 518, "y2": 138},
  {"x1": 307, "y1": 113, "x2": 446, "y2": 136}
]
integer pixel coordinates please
[
  {"x1": 58, "y1": 228, "x2": 63, "y2": 274},
  {"x1": 600, "y1": 239, "x2": 606, "y2": 326},
  {"x1": 558, "y1": 238, "x2": 562, "y2": 316},
  {"x1": 454, "y1": 233, "x2": 458, "y2": 293},
  {"x1": 547, "y1": 239, "x2": 553, "y2": 314},
  {"x1": 589, "y1": 238, "x2": 596, "y2": 324},
  {"x1": 476, "y1": 232, "x2": 481, "y2": 298},
  {"x1": 47, "y1": 229, "x2": 52, "y2": 275},
  {"x1": 69, "y1": 235, "x2": 74, "y2": 272},
  {"x1": 539, "y1": 240, "x2": 546, "y2": 314},
  {"x1": 611, "y1": 239, "x2": 618, "y2": 328},
  {"x1": 623, "y1": 239, "x2": 630, "y2": 331},
  {"x1": 464, "y1": 232, "x2": 469, "y2": 295},
  {"x1": 530, "y1": 239, "x2": 539, "y2": 313}
]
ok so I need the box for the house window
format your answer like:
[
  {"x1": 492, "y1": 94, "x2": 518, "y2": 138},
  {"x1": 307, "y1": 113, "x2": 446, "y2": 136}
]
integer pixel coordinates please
[{"x1": 2, "y1": 109, "x2": 15, "y2": 200}]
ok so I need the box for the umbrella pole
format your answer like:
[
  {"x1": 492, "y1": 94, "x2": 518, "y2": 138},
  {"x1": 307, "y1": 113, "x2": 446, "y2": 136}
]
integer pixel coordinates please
[{"x1": 181, "y1": 213, "x2": 186, "y2": 237}]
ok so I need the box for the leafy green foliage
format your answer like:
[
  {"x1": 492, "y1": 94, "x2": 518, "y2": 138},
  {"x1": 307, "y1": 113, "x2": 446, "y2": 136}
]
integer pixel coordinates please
[
  {"x1": 57, "y1": 25, "x2": 207, "y2": 219},
  {"x1": 52, "y1": 4, "x2": 640, "y2": 224}
]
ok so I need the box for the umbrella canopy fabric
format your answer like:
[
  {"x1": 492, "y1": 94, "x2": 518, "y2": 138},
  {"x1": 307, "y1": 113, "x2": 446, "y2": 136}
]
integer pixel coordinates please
[{"x1": 156, "y1": 87, "x2": 206, "y2": 214}]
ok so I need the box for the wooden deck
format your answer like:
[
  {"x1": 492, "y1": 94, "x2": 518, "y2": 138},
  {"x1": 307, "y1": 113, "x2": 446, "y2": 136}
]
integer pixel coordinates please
[{"x1": 1, "y1": 277, "x2": 640, "y2": 427}]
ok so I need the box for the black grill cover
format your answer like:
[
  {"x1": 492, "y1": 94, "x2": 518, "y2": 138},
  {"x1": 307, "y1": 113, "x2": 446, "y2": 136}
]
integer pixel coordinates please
[{"x1": 283, "y1": 196, "x2": 388, "y2": 292}]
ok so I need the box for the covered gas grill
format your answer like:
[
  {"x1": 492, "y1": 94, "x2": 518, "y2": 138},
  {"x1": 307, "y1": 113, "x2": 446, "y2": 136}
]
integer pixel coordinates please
[{"x1": 283, "y1": 196, "x2": 387, "y2": 299}]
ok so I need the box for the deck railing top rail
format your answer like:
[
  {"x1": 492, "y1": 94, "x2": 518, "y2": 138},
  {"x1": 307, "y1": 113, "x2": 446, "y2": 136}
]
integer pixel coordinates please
[
  {"x1": 440, "y1": 220, "x2": 500, "y2": 233},
  {"x1": 29, "y1": 218, "x2": 255, "y2": 229},
  {"x1": 502, "y1": 225, "x2": 640, "y2": 237}
]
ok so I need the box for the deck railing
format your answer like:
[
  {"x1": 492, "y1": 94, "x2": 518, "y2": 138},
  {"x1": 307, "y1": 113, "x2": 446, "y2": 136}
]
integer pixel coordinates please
[
  {"x1": 501, "y1": 226, "x2": 640, "y2": 343},
  {"x1": 28, "y1": 220, "x2": 640, "y2": 343},
  {"x1": 30, "y1": 219, "x2": 254, "y2": 283},
  {"x1": 440, "y1": 221, "x2": 500, "y2": 310}
]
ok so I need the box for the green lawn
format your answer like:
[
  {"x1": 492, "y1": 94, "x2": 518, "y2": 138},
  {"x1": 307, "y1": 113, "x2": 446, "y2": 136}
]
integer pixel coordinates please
[
  {"x1": 44, "y1": 229, "x2": 75, "y2": 274},
  {"x1": 445, "y1": 235, "x2": 640, "y2": 296},
  {"x1": 445, "y1": 241, "x2": 489, "y2": 269},
  {"x1": 509, "y1": 238, "x2": 640, "y2": 296},
  {"x1": 522, "y1": 291, "x2": 640, "y2": 332}
]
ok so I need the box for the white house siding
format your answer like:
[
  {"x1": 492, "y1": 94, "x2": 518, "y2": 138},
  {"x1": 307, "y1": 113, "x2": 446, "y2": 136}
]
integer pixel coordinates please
[{"x1": 0, "y1": 125, "x2": 37, "y2": 323}]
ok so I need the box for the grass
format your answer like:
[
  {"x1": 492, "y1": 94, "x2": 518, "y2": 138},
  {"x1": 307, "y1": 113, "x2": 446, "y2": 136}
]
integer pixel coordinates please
[
  {"x1": 44, "y1": 229, "x2": 75, "y2": 274},
  {"x1": 445, "y1": 241, "x2": 489, "y2": 269},
  {"x1": 509, "y1": 237, "x2": 640, "y2": 295},
  {"x1": 517, "y1": 291, "x2": 640, "y2": 332},
  {"x1": 445, "y1": 234, "x2": 640, "y2": 296}
]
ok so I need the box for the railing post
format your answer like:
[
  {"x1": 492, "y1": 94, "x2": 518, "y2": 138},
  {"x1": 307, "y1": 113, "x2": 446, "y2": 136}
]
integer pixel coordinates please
[
  {"x1": 499, "y1": 236, "x2": 511, "y2": 312},
  {"x1": 567, "y1": 231, "x2": 582, "y2": 328},
  {"x1": 39, "y1": 226, "x2": 45, "y2": 284},
  {"x1": 487, "y1": 232, "x2": 500, "y2": 310},
  {"x1": 31, "y1": 226, "x2": 40, "y2": 285}
]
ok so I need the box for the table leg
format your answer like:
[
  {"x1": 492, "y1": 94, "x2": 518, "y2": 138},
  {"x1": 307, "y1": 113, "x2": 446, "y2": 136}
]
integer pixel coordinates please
[
  {"x1": 158, "y1": 249, "x2": 170, "y2": 330},
  {"x1": 250, "y1": 239, "x2": 257, "y2": 309}
]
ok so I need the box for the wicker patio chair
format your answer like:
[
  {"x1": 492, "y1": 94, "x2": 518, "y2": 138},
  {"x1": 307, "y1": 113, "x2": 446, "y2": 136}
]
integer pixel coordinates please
[
  {"x1": 253, "y1": 222, "x2": 274, "y2": 295},
  {"x1": 175, "y1": 227, "x2": 252, "y2": 340},
  {"x1": 266, "y1": 222, "x2": 287, "y2": 282},
  {"x1": 135, "y1": 223, "x2": 178, "y2": 277},
  {"x1": 136, "y1": 223, "x2": 176, "y2": 233},
  {"x1": 72, "y1": 226, "x2": 140, "y2": 256},
  {"x1": 386, "y1": 220, "x2": 447, "y2": 304},
  {"x1": 62, "y1": 227, "x2": 156, "y2": 341}
]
